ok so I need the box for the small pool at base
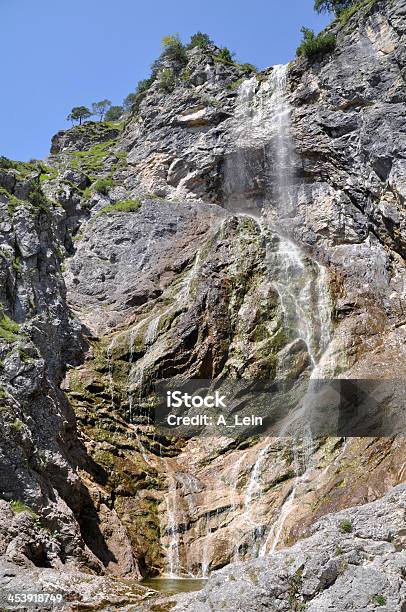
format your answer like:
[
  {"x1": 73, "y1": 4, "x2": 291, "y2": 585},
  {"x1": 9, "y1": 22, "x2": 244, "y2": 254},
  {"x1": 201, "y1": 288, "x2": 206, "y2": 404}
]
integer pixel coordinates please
[{"x1": 141, "y1": 577, "x2": 207, "y2": 594}]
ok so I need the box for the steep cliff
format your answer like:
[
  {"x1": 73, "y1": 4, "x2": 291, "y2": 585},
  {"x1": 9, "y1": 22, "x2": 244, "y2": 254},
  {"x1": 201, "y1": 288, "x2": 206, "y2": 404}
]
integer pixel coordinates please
[{"x1": 1, "y1": 0, "x2": 406, "y2": 609}]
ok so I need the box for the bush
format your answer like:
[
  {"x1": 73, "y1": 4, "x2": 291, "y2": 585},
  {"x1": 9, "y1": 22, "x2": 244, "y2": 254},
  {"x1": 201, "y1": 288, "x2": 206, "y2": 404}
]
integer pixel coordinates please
[
  {"x1": 126, "y1": 76, "x2": 157, "y2": 113},
  {"x1": 297, "y1": 27, "x2": 336, "y2": 59},
  {"x1": 0, "y1": 156, "x2": 16, "y2": 170},
  {"x1": 123, "y1": 93, "x2": 137, "y2": 112},
  {"x1": 314, "y1": 0, "x2": 355, "y2": 15},
  {"x1": 159, "y1": 68, "x2": 176, "y2": 92},
  {"x1": 338, "y1": 2, "x2": 364, "y2": 25},
  {"x1": 374, "y1": 595, "x2": 386, "y2": 606},
  {"x1": 105, "y1": 106, "x2": 123, "y2": 122},
  {"x1": 28, "y1": 186, "x2": 50, "y2": 213},
  {"x1": 97, "y1": 199, "x2": 141, "y2": 216},
  {"x1": 214, "y1": 47, "x2": 236, "y2": 64},
  {"x1": 188, "y1": 32, "x2": 213, "y2": 49},
  {"x1": 93, "y1": 177, "x2": 114, "y2": 195},
  {"x1": 239, "y1": 63, "x2": 257, "y2": 74},
  {"x1": 157, "y1": 34, "x2": 187, "y2": 68},
  {"x1": 339, "y1": 519, "x2": 353, "y2": 533}
]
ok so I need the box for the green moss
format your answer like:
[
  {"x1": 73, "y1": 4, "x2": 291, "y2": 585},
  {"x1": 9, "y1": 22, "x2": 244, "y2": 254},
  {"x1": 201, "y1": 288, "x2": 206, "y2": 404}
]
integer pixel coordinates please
[
  {"x1": 339, "y1": 518, "x2": 353, "y2": 533},
  {"x1": 374, "y1": 595, "x2": 386, "y2": 606},
  {"x1": 10, "y1": 418, "x2": 24, "y2": 432},
  {"x1": 0, "y1": 312, "x2": 21, "y2": 342},
  {"x1": 12, "y1": 257, "x2": 21, "y2": 273},
  {"x1": 18, "y1": 347, "x2": 33, "y2": 362},
  {"x1": 97, "y1": 198, "x2": 141, "y2": 216}
]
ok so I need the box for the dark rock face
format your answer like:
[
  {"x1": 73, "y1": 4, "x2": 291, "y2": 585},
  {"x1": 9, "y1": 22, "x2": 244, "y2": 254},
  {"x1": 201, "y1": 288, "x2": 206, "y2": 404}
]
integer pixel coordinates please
[{"x1": 1, "y1": 0, "x2": 406, "y2": 606}]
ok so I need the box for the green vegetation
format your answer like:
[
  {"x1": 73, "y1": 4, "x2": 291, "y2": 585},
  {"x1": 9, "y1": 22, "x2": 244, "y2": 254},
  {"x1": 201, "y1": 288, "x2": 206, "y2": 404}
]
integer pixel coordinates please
[
  {"x1": 39, "y1": 165, "x2": 58, "y2": 183},
  {"x1": 0, "y1": 157, "x2": 39, "y2": 177},
  {"x1": 297, "y1": 27, "x2": 336, "y2": 59},
  {"x1": 240, "y1": 63, "x2": 257, "y2": 74},
  {"x1": 0, "y1": 311, "x2": 21, "y2": 342},
  {"x1": 67, "y1": 106, "x2": 92, "y2": 125},
  {"x1": 6, "y1": 194, "x2": 23, "y2": 216},
  {"x1": 28, "y1": 184, "x2": 50, "y2": 214},
  {"x1": 338, "y1": 0, "x2": 375, "y2": 26},
  {"x1": 12, "y1": 257, "x2": 21, "y2": 273},
  {"x1": 374, "y1": 595, "x2": 387, "y2": 606},
  {"x1": 10, "y1": 499, "x2": 38, "y2": 518},
  {"x1": 314, "y1": 0, "x2": 355, "y2": 15},
  {"x1": 227, "y1": 77, "x2": 245, "y2": 91},
  {"x1": 69, "y1": 139, "x2": 117, "y2": 174},
  {"x1": 63, "y1": 31, "x2": 254, "y2": 125},
  {"x1": 0, "y1": 156, "x2": 17, "y2": 170},
  {"x1": 10, "y1": 418, "x2": 24, "y2": 432},
  {"x1": 213, "y1": 47, "x2": 236, "y2": 65},
  {"x1": 123, "y1": 93, "x2": 137, "y2": 112},
  {"x1": 187, "y1": 32, "x2": 213, "y2": 49},
  {"x1": 160, "y1": 33, "x2": 188, "y2": 64},
  {"x1": 92, "y1": 99, "x2": 112, "y2": 121},
  {"x1": 339, "y1": 518, "x2": 353, "y2": 533},
  {"x1": 159, "y1": 68, "x2": 176, "y2": 92},
  {"x1": 97, "y1": 198, "x2": 141, "y2": 216},
  {"x1": 105, "y1": 105, "x2": 123, "y2": 121},
  {"x1": 92, "y1": 177, "x2": 114, "y2": 195}
]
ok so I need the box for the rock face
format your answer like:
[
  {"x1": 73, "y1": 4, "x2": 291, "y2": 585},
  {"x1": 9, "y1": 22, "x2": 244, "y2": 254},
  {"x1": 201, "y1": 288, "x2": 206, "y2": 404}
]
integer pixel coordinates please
[
  {"x1": 169, "y1": 486, "x2": 406, "y2": 611},
  {"x1": 1, "y1": 0, "x2": 406, "y2": 608}
]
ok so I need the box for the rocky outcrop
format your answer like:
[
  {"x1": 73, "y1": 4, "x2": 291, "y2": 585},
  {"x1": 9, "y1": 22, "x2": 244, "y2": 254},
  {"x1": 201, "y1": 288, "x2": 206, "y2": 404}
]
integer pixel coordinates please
[{"x1": 168, "y1": 486, "x2": 406, "y2": 611}]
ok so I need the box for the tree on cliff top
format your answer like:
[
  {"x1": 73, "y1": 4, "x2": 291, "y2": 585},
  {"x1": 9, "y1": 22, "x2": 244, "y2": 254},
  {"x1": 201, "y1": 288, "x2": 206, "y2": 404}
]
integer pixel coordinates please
[
  {"x1": 314, "y1": 0, "x2": 355, "y2": 15},
  {"x1": 105, "y1": 105, "x2": 123, "y2": 121},
  {"x1": 92, "y1": 99, "x2": 112, "y2": 121},
  {"x1": 187, "y1": 32, "x2": 213, "y2": 49},
  {"x1": 66, "y1": 106, "x2": 92, "y2": 125}
]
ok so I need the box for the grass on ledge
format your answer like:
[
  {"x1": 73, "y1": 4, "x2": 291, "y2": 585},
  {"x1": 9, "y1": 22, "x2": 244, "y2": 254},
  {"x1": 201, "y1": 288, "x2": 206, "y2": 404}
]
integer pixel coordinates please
[
  {"x1": 0, "y1": 312, "x2": 21, "y2": 342},
  {"x1": 10, "y1": 499, "x2": 39, "y2": 519},
  {"x1": 97, "y1": 198, "x2": 141, "y2": 216}
]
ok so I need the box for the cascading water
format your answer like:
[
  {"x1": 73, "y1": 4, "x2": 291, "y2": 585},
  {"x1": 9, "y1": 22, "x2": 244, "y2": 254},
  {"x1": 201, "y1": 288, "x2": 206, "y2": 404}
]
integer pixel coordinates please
[
  {"x1": 226, "y1": 64, "x2": 333, "y2": 560},
  {"x1": 116, "y1": 64, "x2": 334, "y2": 580}
]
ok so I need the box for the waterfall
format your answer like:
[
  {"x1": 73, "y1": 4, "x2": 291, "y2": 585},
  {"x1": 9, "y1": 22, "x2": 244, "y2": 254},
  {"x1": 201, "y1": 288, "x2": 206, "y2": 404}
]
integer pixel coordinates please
[
  {"x1": 122, "y1": 64, "x2": 334, "y2": 578},
  {"x1": 227, "y1": 64, "x2": 333, "y2": 561},
  {"x1": 244, "y1": 442, "x2": 272, "y2": 509},
  {"x1": 106, "y1": 337, "x2": 117, "y2": 408},
  {"x1": 145, "y1": 315, "x2": 161, "y2": 347},
  {"x1": 165, "y1": 473, "x2": 181, "y2": 577}
]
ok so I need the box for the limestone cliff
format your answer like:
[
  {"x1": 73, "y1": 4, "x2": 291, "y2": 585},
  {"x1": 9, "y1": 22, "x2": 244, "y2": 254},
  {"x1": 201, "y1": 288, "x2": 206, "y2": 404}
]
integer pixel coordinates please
[{"x1": 1, "y1": 0, "x2": 406, "y2": 609}]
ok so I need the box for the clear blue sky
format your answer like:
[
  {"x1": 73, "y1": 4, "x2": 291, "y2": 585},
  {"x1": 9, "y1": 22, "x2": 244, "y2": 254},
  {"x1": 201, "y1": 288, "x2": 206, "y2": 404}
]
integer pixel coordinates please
[{"x1": 0, "y1": 0, "x2": 330, "y2": 161}]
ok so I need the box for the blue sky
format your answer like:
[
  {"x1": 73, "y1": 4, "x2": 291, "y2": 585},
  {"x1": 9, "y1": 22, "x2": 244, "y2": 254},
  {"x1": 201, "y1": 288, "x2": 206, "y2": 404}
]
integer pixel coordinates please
[{"x1": 0, "y1": 0, "x2": 330, "y2": 161}]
